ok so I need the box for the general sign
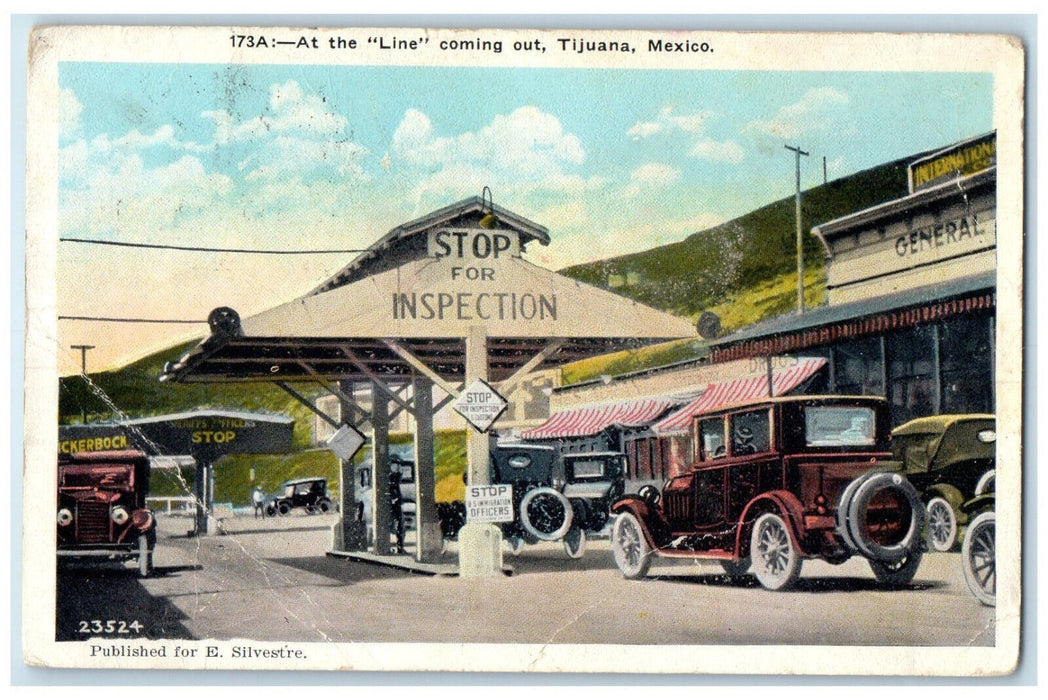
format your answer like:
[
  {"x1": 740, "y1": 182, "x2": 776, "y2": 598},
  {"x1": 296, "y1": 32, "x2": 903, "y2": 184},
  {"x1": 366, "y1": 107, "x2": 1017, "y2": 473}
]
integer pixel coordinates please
[
  {"x1": 452, "y1": 379, "x2": 508, "y2": 432},
  {"x1": 465, "y1": 484, "x2": 514, "y2": 523}
]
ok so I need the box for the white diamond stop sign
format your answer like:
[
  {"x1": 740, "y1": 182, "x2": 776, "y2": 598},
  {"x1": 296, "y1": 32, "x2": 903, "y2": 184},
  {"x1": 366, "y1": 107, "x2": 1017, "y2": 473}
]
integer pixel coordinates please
[{"x1": 453, "y1": 379, "x2": 508, "y2": 432}]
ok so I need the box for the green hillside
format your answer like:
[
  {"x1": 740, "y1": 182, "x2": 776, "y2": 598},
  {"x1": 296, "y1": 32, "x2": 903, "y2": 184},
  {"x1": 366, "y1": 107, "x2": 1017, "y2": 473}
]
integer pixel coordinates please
[{"x1": 560, "y1": 156, "x2": 915, "y2": 319}]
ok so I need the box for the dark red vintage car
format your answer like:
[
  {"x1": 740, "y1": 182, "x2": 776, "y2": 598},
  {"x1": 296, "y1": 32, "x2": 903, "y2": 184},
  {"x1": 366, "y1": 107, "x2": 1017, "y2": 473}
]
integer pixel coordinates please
[
  {"x1": 57, "y1": 450, "x2": 156, "y2": 576},
  {"x1": 610, "y1": 396, "x2": 925, "y2": 591}
]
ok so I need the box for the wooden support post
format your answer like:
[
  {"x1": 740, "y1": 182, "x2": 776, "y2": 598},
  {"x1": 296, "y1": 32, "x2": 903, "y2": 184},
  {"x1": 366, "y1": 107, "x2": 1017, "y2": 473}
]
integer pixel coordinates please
[
  {"x1": 371, "y1": 382, "x2": 392, "y2": 555},
  {"x1": 194, "y1": 461, "x2": 208, "y2": 536},
  {"x1": 338, "y1": 379, "x2": 368, "y2": 551},
  {"x1": 459, "y1": 325, "x2": 503, "y2": 577},
  {"x1": 413, "y1": 375, "x2": 441, "y2": 562}
]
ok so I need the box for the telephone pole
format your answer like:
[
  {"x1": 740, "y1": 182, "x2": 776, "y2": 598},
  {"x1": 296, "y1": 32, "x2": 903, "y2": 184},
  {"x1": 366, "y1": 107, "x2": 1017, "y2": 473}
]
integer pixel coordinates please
[
  {"x1": 785, "y1": 145, "x2": 809, "y2": 313},
  {"x1": 71, "y1": 344, "x2": 95, "y2": 423}
]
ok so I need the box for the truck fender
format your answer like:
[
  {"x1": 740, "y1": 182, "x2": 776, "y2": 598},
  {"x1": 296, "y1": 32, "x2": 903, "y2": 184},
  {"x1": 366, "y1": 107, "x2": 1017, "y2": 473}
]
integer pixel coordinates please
[
  {"x1": 611, "y1": 496, "x2": 672, "y2": 548},
  {"x1": 735, "y1": 490, "x2": 807, "y2": 558}
]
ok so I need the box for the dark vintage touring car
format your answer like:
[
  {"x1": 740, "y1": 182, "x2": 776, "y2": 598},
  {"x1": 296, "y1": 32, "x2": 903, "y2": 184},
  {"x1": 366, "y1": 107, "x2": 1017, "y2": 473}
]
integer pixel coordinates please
[
  {"x1": 57, "y1": 450, "x2": 156, "y2": 576},
  {"x1": 610, "y1": 396, "x2": 926, "y2": 591},
  {"x1": 891, "y1": 414, "x2": 996, "y2": 552}
]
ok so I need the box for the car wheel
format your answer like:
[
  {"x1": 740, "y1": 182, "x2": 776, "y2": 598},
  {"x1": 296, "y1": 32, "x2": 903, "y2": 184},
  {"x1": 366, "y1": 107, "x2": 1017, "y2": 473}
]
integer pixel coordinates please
[
  {"x1": 869, "y1": 548, "x2": 923, "y2": 586},
  {"x1": 750, "y1": 513, "x2": 802, "y2": 591},
  {"x1": 519, "y1": 487, "x2": 573, "y2": 541},
  {"x1": 278, "y1": 502, "x2": 291, "y2": 516},
  {"x1": 611, "y1": 513, "x2": 652, "y2": 580},
  {"x1": 137, "y1": 533, "x2": 152, "y2": 577},
  {"x1": 975, "y1": 470, "x2": 996, "y2": 497},
  {"x1": 563, "y1": 527, "x2": 586, "y2": 559},
  {"x1": 925, "y1": 497, "x2": 958, "y2": 552},
  {"x1": 318, "y1": 498, "x2": 334, "y2": 514},
  {"x1": 962, "y1": 511, "x2": 996, "y2": 607},
  {"x1": 265, "y1": 504, "x2": 277, "y2": 517},
  {"x1": 719, "y1": 558, "x2": 751, "y2": 579},
  {"x1": 304, "y1": 505, "x2": 317, "y2": 515}
]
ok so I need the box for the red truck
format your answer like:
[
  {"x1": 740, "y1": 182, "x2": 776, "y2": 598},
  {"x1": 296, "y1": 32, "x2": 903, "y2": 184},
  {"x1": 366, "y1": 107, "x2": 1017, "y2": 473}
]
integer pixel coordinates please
[{"x1": 57, "y1": 450, "x2": 157, "y2": 576}]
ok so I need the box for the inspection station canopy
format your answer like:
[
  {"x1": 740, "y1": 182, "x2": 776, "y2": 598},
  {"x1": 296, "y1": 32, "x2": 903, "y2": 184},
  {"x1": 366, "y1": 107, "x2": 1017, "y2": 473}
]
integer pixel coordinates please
[{"x1": 160, "y1": 197, "x2": 697, "y2": 385}]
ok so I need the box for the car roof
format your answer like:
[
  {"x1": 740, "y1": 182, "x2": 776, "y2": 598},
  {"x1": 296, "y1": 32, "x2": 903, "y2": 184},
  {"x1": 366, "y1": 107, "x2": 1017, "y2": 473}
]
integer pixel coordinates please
[
  {"x1": 281, "y1": 477, "x2": 327, "y2": 485},
  {"x1": 892, "y1": 414, "x2": 996, "y2": 436}
]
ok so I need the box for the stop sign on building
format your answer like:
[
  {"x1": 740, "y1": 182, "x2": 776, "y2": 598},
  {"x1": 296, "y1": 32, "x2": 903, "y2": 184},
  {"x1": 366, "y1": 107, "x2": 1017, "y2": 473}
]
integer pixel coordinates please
[{"x1": 453, "y1": 379, "x2": 508, "y2": 433}]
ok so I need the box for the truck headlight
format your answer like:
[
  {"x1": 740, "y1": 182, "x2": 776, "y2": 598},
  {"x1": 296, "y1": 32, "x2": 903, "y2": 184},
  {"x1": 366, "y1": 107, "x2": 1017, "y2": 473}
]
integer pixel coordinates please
[
  {"x1": 57, "y1": 508, "x2": 73, "y2": 527},
  {"x1": 111, "y1": 505, "x2": 130, "y2": 525}
]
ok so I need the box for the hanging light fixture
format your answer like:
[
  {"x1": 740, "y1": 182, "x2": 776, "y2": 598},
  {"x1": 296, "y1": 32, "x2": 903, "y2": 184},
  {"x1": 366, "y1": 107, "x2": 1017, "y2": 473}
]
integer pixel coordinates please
[{"x1": 479, "y1": 186, "x2": 498, "y2": 229}]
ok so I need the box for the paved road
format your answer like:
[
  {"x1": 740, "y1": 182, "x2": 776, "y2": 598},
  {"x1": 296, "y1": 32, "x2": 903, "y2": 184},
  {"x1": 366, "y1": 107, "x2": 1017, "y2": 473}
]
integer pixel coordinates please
[{"x1": 57, "y1": 511, "x2": 995, "y2": 647}]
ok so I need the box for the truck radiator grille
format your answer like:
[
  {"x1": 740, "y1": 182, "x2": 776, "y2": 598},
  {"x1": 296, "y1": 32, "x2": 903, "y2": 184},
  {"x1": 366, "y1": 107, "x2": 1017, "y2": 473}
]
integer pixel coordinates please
[{"x1": 76, "y1": 500, "x2": 111, "y2": 544}]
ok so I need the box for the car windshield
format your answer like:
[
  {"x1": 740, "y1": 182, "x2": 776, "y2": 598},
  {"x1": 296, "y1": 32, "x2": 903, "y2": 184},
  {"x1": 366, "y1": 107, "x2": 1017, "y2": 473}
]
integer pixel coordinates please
[{"x1": 804, "y1": 406, "x2": 876, "y2": 446}]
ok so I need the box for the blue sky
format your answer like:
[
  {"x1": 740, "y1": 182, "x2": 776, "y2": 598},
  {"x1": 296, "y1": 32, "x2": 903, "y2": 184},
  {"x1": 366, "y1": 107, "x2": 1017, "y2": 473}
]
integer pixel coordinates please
[{"x1": 57, "y1": 62, "x2": 993, "y2": 372}]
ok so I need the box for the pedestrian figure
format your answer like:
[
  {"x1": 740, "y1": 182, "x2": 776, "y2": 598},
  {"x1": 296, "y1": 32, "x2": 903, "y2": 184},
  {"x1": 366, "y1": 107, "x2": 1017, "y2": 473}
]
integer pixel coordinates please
[
  {"x1": 252, "y1": 486, "x2": 266, "y2": 519},
  {"x1": 388, "y1": 469, "x2": 406, "y2": 554}
]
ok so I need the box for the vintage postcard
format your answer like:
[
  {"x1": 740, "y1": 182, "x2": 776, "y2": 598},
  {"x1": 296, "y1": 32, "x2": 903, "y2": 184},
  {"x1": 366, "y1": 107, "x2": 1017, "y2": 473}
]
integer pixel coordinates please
[{"x1": 22, "y1": 24, "x2": 1024, "y2": 675}]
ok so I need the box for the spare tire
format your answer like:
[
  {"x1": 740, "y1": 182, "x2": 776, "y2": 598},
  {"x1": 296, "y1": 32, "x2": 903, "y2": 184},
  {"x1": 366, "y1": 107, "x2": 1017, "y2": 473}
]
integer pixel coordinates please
[
  {"x1": 836, "y1": 471, "x2": 877, "y2": 554},
  {"x1": 846, "y1": 472, "x2": 924, "y2": 563},
  {"x1": 520, "y1": 487, "x2": 573, "y2": 541}
]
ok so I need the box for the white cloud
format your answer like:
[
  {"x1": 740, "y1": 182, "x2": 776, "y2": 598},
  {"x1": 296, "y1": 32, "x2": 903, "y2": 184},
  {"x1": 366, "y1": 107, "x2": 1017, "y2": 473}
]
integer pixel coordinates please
[
  {"x1": 746, "y1": 87, "x2": 852, "y2": 140},
  {"x1": 690, "y1": 139, "x2": 745, "y2": 163},
  {"x1": 59, "y1": 88, "x2": 82, "y2": 140},
  {"x1": 628, "y1": 106, "x2": 710, "y2": 140},
  {"x1": 390, "y1": 106, "x2": 592, "y2": 200},
  {"x1": 624, "y1": 162, "x2": 680, "y2": 198}
]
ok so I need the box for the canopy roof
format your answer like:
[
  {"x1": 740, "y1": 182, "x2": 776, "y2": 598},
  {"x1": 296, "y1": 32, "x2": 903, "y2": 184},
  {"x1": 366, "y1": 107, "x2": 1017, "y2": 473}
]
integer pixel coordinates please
[
  {"x1": 651, "y1": 357, "x2": 828, "y2": 436},
  {"x1": 160, "y1": 199, "x2": 695, "y2": 385},
  {"x1": 519, "y1": 395, "x2": 693, "y2": 440}
]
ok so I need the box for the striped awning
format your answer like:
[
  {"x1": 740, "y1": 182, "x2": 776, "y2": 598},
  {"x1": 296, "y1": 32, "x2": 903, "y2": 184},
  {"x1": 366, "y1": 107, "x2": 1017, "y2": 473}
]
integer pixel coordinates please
[
  {"x1": 651, "y1": 357, "x2": 828, "y2": 436},
  {"x1": 520, "y1": 396, "x2": 683, "y2": 440}
]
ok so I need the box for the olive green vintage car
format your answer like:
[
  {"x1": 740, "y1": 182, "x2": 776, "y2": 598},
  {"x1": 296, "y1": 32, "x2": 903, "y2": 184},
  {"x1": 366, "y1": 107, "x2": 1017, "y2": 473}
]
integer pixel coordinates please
[{"x1": 891, "y1": 415, "x2": 996, "y2": 552}]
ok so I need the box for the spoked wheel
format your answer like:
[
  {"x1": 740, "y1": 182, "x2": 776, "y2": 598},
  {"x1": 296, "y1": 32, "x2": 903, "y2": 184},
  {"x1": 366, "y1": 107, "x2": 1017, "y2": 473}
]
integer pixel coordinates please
[
  {"x1": 750, "y1": 513, "x2": 802, "y2": 591},
  {"x1": 962, "y1": 511, "x2": 996, "y2": 607},
  {"x1": 563, "y1": 527, "x2": 586, "y2": 559},
  {"x1": 925, "y1": 497, "x2": 958, "y2": 552},
  {"x1": 278, "y1": 502, "x2": 291, "y2": 516},
  {"x1": 869, "y1": 548, "x2": 923, "y2": 586},
  {"x1": 719, "y1": 558, "x2": 751, "y2": 579},
  {"x1": 611, "y1": 513, "x2": 652, "y2": 579}
]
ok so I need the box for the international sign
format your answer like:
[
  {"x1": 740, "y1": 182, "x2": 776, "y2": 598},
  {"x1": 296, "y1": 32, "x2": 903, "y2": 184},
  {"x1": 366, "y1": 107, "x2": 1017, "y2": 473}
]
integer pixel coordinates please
[
  {"x1": 466, "y1": 484, "x2": 513, "y2": 523},
  {"x1": 453, "y1": 379, "x2": 508, "y2": 432}
]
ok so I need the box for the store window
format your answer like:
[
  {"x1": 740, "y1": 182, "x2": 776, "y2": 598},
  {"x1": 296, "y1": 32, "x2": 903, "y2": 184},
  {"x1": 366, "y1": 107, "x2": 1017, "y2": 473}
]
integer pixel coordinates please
[
  {"x1": 940, "y1": 315, "x2": 994, "y2": 414},
  {"x1": 887, "y1": 325, "x2": 937, "y2": 424},
  {"x1": 832, "y1": 337, "x2": 884, "y2": 396}
]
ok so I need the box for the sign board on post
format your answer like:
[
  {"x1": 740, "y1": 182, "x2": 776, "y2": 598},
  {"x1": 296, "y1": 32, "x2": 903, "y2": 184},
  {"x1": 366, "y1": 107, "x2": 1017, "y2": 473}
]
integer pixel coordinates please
[
  {"x1": 452, "y1": 378, "x2": 508, "y2": 432},
  {"x1": 326, "y1": 424, "x2": 366, "y2": 461},
  {"x1": 465, "y1": 484, "x2": 513, "y2": 523}
]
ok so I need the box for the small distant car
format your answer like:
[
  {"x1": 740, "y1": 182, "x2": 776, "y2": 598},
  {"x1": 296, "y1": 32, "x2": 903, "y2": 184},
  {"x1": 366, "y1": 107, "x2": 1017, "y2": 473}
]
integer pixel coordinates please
[
  {"x1": 491, "y1": 443, "x2": 626, "y2": 558},
  {"x1": 265, "y1": 477, "x2": 335, "y2": 516},
  {"x1": 57, "y1": 450, "x2": 156, "y2": 576},
  {"x1": 610, "y1": 396, "x2": 925, "y2": 591},
  {"x1": 959, "y1": 471, "x2": 995, "y2": 607},
  {"x1": 891, "y1": 415, "x2": 996, "y2": 552}
]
